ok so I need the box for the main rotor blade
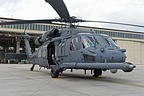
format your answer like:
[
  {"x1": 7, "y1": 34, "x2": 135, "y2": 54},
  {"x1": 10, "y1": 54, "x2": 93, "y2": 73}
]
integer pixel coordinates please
[
  {"x1": 83, "y1": 20, "x2": 144, "y2": 28},
  {"x1": 45, "y1": 0, "x2": 70, "y2": 19},
  {"x1": 0, "y1": 19, "x2": 55, "y2": 25}
]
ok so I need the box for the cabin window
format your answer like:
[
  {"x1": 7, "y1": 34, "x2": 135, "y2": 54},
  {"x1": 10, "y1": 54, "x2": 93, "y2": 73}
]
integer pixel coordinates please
[
  {"x1": 70, "y1": 37, "x2": 80, "y2": 51},
  {"x1": 57, "y1": 41, "x2": 65, "y2": 56},
  {"x1": 42, "y1": 48, "x2": 46, "y2": 57},
  {"x1": 38, "y1": 48, "x2": 42, "y2": 57}
]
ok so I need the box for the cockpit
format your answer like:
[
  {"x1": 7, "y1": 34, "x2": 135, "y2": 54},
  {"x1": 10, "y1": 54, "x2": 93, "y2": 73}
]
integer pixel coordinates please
[{"x1": 68, "y1": 33, "x2": 125, "y2": 63}]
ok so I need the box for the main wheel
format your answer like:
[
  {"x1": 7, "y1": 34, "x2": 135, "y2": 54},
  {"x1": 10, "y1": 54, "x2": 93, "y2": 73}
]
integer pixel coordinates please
[
  {"x1": 30, "y1": 67, "x2": 34, "y2": 71},
  {"x1": 93, "y1": 69, "x2": 102, "y2": 77},
  {"x1": 51, "y1": 68, "x2": 59, "y2": 78}
]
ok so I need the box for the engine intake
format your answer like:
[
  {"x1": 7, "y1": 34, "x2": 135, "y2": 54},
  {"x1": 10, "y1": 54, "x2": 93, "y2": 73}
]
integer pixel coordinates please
[{"x1": 34, "y1": 28, "x2": 61, "y2": 45}]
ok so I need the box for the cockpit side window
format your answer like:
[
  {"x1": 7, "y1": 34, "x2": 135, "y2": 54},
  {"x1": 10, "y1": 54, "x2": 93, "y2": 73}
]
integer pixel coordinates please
[
  {"x1": 70, "y1": 37, "x2": 80, "y2": 51},
  {"x1": 81, "y1": 35, "x2": 95, "y2": 48}
]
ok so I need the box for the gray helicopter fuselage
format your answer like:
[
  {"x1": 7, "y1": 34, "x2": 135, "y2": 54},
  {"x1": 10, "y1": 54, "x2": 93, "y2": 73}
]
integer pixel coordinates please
[{"x1": 24, "y1": 27, "x2": 135, "y2": 78}]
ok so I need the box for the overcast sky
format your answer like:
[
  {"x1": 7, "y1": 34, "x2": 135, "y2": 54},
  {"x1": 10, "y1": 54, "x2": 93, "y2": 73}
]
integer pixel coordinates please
[{"x1": 0, "y1": 0, "x2": 144, "y2": 32}]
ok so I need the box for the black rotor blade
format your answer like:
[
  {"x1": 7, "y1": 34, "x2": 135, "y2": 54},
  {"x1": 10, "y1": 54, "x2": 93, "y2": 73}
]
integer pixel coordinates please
[
  {"x1": 83, "y1": 20, "x2": 144, "y2": 28},
  {"x1": 45, "y1": 0, "x2": 70, "y2": 19},
  {"x1": 0, "y1": 19, "x2": 56, "y2": 25}
]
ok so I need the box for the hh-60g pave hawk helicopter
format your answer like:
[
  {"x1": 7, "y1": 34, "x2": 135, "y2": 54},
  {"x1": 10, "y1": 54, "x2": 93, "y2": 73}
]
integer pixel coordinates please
[{"x1": 0, "y1": 0, "x2": 138, "y2": 78}]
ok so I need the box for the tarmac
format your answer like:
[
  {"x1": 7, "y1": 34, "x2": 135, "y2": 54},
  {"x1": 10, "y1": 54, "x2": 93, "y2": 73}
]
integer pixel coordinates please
[{"x1": 0, "y1": 64, "x2": 144, "y2": 96}]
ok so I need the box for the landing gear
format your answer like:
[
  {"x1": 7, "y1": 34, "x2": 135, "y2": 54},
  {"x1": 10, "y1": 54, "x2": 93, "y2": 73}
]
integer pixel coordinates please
[
  {"x1": 30, "y1": 64, "x2": 35, "y2": 71},
  {"x1": 51, "y1": 68, "x2": 60, "y2": 78},
  {"x1": 93, "y1": 69, "x2": 102, "y2": 77},
  {"x1": 51, "y1": 65, "x2": 63, "y2": 78}
]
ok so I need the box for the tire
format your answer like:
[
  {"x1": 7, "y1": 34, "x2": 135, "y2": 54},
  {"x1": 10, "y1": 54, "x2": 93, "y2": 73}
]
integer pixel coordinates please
[
  {"x1": 30, "y1": 67, "x2": 33, "y2": 71},
  {"x1": 93, "y1": 69, "x2": 102, "y2": 77},
  {"x1": 51, "y1": 68, "x2": 59, "y2": 78}
]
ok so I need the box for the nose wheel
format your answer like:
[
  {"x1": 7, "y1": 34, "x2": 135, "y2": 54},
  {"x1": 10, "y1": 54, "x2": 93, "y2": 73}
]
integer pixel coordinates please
[
  {"x1": 51, "y1": 68, "x2": 60, "y2": 78},
  {"x1": 93, "y1": 69, "x2": 102, "y2": 77},
  {"x1": 51, "y1": 65, "x2": 63, "y2": 78}
]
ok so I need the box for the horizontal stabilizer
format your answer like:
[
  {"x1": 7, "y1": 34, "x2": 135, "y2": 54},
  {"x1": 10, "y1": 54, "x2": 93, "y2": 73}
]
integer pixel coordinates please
[{"x1": 5, "y1": 53, "x2": 27, "y2": 60}]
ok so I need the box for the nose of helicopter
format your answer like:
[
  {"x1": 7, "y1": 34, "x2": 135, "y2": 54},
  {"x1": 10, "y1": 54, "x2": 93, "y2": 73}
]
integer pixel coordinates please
[{"x1": 96, "y1": 47, "x2": 126, "y2": 63}]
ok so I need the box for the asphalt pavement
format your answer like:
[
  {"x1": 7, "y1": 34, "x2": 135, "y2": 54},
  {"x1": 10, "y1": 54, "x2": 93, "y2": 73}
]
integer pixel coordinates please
[{"x1": 0, "y1": 64, "x2": 143, "y2": 96}]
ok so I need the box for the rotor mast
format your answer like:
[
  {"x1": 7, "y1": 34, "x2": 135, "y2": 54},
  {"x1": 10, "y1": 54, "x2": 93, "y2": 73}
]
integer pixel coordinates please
[{"x1": 45, "y1": 0, "x2": 82, "y2": 28}]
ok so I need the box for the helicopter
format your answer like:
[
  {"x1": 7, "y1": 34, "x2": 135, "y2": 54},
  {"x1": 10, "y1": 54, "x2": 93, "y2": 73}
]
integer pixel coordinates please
[{"x1": 0, "y1": 0, "x2": 137, "y2": 78}]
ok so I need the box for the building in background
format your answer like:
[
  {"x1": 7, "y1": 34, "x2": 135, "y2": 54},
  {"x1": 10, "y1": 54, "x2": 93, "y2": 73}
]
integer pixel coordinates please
[{"x1": 0, "y1": 17, "x2": 144, "y2": 64}]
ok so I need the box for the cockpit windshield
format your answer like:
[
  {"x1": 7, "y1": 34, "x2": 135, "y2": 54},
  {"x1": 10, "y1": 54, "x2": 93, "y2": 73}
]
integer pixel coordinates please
[
  {"x1": 103, "y1": 36, "x2": 117, "y2": 47},
  {"x1": 80, "y1": 34, "x2": 117, "y2": 49},
  {"x1": 95, "y1": 35, "x2": 117, "y2": 47}
]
